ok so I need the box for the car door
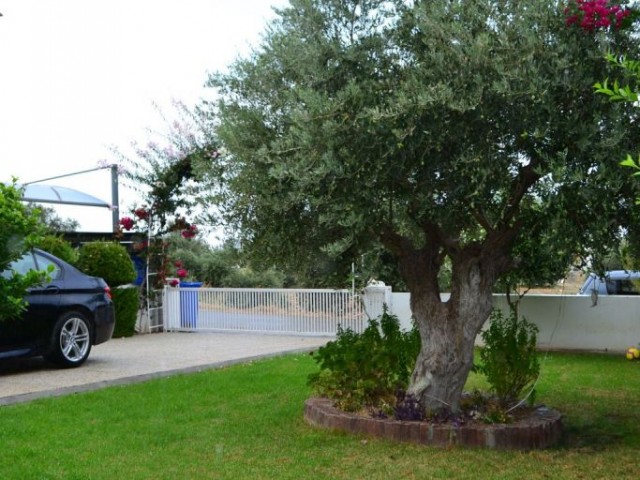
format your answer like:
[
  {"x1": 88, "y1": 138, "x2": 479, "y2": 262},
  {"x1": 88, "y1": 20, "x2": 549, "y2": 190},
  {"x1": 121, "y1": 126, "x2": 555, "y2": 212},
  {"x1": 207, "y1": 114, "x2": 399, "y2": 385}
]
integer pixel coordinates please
[{"x1": 0, "y1": 251, "x2": 62, "y2": 356}]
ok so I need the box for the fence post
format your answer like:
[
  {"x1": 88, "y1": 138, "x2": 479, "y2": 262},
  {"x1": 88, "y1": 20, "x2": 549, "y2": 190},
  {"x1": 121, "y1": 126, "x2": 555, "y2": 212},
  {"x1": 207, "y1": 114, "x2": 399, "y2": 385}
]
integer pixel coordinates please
[{"x1": 362, "y1": 282, "x2": 392, "y2": 320}]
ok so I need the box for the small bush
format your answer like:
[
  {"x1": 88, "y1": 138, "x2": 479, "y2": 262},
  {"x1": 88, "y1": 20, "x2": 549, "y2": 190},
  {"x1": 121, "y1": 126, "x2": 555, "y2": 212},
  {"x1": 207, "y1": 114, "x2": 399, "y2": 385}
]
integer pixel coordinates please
[
  {"x1": 111, "y1": 286, "x2": 140, "y2": 337},
  {"x1": 307, "y1": 308, "x2": 420, "y2": 413},
  {"x1": 76, "y1": 242, "x2": 136, "y2": 287},
  {"x1": 222, "y1": 267, "x2": 285, "y2": 288},
  {"x1": 201, "y1": 255, "x2": 231, "y2": 287},
  {"x1": 476, "y1": 308, "x2": 540, "y2": 407},
  {"x1": 76, "y1": 242, "x2": 138, "y2": 338},
  {"x1": 35, "y1": 235, "x2": 78, "y2": 265}
]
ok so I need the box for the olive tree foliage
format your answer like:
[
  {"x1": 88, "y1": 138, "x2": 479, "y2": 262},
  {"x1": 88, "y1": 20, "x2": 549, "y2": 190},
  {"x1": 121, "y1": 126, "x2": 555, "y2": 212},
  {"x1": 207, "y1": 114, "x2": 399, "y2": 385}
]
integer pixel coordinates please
[
  {"x1": 0, "y1": 182, "x2": 46, "y2": 321},
  {"x1": 205, "y1": 0, "x2": 640, "y2": 412}
]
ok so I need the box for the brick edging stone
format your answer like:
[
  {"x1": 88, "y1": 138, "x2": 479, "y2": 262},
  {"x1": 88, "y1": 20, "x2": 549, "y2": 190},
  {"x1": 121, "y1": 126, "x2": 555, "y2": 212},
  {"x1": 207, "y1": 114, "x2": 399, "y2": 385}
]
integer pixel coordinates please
[{"x1": 304, "y1": 397, "x2": 563, "y2": 450}]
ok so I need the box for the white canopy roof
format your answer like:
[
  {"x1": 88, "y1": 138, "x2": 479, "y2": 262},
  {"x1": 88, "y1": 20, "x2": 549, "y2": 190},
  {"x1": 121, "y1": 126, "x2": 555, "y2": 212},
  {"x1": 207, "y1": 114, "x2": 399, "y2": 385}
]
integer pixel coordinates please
[{"x1": 20, "y1": 184, "x2": 112, "y2": 208}]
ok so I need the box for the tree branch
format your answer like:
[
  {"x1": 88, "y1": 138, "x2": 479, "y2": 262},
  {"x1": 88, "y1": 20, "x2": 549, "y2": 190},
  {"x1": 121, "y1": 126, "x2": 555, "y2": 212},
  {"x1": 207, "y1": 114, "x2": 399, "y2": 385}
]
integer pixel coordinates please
[{"x1": 500, "y1": 163, "x2": 542, "y2": 228}]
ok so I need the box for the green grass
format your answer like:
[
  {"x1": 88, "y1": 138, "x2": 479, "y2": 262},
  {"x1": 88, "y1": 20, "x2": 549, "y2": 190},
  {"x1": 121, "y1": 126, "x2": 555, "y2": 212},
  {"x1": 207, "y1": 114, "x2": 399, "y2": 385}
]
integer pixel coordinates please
[{"x1": 1, "y1": 351, "x2": 639, "y2": 479}]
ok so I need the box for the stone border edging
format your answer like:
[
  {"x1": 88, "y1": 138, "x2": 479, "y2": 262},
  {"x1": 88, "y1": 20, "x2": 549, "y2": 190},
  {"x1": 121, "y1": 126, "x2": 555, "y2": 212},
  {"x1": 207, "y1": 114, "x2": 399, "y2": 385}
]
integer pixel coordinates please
[{"x1": 304, "y1": 397, "x2": 563, "y2": 450}]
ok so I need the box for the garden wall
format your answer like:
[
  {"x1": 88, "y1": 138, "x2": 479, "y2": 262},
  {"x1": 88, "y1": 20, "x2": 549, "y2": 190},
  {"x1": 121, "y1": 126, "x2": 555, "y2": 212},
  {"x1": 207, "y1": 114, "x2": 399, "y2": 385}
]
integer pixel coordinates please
[{"x1": 388, "y1": 293, "x2": 640, "y2": 353}]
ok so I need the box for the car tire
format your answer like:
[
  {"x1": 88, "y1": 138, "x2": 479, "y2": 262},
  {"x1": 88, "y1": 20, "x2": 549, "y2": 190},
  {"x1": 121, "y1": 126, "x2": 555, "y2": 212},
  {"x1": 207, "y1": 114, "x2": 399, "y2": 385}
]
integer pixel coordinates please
[{"x1": 46, "y1": 311, "x2": 93, "y2": 368}]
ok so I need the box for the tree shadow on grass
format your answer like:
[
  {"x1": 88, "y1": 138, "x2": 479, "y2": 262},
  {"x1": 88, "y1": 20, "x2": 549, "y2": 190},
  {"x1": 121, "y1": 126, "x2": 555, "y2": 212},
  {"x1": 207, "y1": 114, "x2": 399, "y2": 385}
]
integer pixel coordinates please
[{"x1": 560, "y1": 412, "x2": 636, "y2": 451}]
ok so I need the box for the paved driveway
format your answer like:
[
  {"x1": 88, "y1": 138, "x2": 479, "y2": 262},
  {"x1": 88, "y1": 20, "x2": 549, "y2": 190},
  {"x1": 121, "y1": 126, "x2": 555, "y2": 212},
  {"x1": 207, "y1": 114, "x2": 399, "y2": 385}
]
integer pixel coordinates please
[{"x1": 0, "y1": 332, "x2": 329, "y2": 406}]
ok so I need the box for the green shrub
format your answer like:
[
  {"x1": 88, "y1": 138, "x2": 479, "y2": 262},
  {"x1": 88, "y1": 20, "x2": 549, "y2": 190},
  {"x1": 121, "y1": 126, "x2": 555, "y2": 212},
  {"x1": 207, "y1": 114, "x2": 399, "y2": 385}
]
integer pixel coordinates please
[
  {"x1": 476, "y1": 308, "x2": 540, "y2": 407},
  {"x1": 0, "y1": 182, "x2": 46, "y2": 321},
  {"x1": 222, "y1": 267, "x2": 285, "y2": 288},
  {"x1": 307, "y1": 308, "x2": 420, "y2": 413},
  {"x1": 35, "y1": 235, "x2": 78, "y2": 265},
  {"x1": 76, "y1": 242, "x2": 136, "y2": 287},
  {"x1": 201, "y1": 254, "x2": 231, "y2": 286},
  {"x1": 111, "y1": 285, "x2": 139, "y2": 337}
]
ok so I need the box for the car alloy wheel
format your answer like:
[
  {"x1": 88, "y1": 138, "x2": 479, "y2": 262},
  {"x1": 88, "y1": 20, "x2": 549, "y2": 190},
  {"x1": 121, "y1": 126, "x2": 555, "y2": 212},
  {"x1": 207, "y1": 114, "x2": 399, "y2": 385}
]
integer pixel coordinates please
[{"x1": 47, "y1": 312, "x2": 93, "y2": 367}]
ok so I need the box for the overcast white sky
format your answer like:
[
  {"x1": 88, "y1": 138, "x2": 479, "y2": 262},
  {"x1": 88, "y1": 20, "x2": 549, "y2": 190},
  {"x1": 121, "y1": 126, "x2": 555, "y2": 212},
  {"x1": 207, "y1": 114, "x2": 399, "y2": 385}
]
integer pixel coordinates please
[{"x1": 0, "y1": 0, "x2": 288, "y2": 234}]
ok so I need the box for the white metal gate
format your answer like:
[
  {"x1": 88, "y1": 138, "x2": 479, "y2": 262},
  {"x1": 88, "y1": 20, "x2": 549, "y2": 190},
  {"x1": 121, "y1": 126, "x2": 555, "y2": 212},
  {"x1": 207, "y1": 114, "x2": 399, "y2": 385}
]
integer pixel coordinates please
[{"x1": 163, "y1": 287, "x2": 380, "y2": 335}]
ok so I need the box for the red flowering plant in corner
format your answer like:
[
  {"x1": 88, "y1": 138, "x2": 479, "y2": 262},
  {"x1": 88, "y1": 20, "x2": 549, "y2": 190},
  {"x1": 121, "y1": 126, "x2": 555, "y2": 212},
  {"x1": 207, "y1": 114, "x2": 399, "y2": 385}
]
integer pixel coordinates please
[
  {"x1": 116, "y1": 208, "x2": 200, "y2": 288},
  {"x1": 108, "y1": 101, "x2": 221, "y2": 290},
  {"x1": 166, "y1": 259, "x2": 192, "y2": 287}
]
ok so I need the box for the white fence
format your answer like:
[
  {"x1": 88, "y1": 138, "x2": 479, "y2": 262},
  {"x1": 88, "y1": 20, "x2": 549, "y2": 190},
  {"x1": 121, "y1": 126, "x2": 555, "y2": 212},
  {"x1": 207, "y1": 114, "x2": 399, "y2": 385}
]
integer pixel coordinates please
[
  {"x1": 159, "y1": 285, "x2": 639, "y2": 352},
  {"x1": 163, "y1": 287, "x2": 374, "y2": 335}
]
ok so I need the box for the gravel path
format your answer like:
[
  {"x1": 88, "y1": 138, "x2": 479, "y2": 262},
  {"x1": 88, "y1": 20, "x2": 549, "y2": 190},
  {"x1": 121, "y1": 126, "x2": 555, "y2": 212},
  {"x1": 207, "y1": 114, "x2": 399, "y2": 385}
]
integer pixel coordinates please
[{"x1": 0, "y1": 332, "x2": 329, "y2": 406}]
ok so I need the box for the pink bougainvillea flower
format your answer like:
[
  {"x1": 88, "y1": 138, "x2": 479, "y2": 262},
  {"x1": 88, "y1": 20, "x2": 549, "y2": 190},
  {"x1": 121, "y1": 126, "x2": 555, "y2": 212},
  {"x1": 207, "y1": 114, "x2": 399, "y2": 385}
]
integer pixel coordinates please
[
  {"x1": 176, "y1": 268, "x2": 188, "y2": 279},
  {"x1": 134, "y1": 207, "x2": 149, "y2": 220},
  {"x1": 565, "y1": 0, "x2": 634, "y2": 31},
  {"x1": 181, "y1": 224, "x2": 198, "y2": 239},
  {"x1": 119, "y1": 216, "x2": 135, "y2": 230}
]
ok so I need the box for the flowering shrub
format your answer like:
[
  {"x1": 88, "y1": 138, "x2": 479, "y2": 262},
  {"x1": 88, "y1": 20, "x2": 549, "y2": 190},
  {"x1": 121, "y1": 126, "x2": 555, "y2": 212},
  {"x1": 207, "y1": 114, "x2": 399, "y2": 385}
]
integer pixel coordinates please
[
  {"x1": 110, "y1": 100, "x2": 220, "y2": 234},
  {"x1": 107, "y1": 101, "x2": 218, "y2": 290},
  {"x1": 117, "y1": 207, "x2": 197, "y2": 241},
  {"x1": 116, "y1": 205, "x2": 200, "y2": 289},
  {"x1": 175, "y1": 261, "x2": 189, "y2": 280},
  {"x1": 168, "y1": 259, "x2": 190, "y2": 285},
  {"x1": 565, "y1": 0, "x2": 633, "y2": 31}
]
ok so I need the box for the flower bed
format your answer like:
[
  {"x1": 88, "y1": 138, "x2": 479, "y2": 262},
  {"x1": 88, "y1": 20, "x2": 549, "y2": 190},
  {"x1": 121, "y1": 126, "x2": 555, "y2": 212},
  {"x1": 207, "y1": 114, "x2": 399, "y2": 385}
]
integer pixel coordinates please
[{"x1": 304, "y1": 397, "x2": 563, "y2": 450}]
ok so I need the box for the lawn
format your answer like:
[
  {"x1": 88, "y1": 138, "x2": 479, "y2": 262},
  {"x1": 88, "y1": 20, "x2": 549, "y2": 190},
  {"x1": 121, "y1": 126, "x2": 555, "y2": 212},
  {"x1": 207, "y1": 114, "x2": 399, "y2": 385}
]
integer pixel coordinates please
[{"x1": 0, "y1": 351, "x2": 638, "y2": 479}]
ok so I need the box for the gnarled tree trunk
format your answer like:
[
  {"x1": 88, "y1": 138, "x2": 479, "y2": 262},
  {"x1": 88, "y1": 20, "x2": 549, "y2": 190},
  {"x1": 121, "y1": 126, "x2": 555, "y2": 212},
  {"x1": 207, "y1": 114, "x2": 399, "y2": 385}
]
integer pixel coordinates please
[{"x1": 397, "y1": 244, "x2": 507, "y2": 413}]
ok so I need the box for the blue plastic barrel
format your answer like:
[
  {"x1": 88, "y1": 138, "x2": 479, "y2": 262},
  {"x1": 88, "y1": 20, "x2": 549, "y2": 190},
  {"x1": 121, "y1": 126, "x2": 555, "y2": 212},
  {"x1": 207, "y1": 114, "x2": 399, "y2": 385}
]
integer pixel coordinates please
[{"x1": 179, "y1": 282, "x2": 202, "y2": 328}]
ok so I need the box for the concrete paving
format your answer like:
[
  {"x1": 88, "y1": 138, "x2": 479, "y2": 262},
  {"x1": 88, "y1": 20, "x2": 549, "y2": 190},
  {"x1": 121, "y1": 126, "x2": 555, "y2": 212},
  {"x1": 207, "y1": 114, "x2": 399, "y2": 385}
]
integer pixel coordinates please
[{"x1": 0, "y1": 332, "x2": 330, "y2": 406}]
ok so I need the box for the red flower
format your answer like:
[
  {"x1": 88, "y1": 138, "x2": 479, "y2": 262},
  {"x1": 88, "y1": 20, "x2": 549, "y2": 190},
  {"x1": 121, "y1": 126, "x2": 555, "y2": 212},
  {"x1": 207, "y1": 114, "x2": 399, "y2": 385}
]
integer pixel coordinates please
[
  {"x1": 176, "y1": 268, "x2": 188, "y2": 279},
  {"x1": 565, "y1": 0, "x2": 634, "y2": 32},
  {"x1": 181, "y1": 224, "x2": 198, "y2": 239},
  {"x1": 134, "y1": 207, "x2": 149, "y2": 220},
  {"x1": 119, "y1": 216, "x2": 135, "y2": 231},
  {"x1": 169, "y1": 279, "x2": 180, "y2": 287}
]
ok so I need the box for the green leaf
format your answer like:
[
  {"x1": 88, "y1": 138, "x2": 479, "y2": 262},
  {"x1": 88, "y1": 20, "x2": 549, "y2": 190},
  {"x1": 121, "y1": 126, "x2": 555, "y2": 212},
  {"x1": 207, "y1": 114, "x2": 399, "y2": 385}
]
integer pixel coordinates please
[{"x1": 620, "y1": 155, "x2": 640, "y2": 170}]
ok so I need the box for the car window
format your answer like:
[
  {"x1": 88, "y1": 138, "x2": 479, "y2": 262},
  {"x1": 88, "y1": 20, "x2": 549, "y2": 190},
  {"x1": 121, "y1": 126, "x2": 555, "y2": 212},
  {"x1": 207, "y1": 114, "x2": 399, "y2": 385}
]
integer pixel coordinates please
[
  {"x1": 0, "y1": 252, "x2": 61, "y2": 280},
  {"x1": 33, "y1": 252, "x2": 61, "y2": 280},
  {"x1": 604, "y1": 278, "x2": 617, "y2": 294},
  {"x1": 608, "y1": 279, "x2": 640, "y2": 295}
]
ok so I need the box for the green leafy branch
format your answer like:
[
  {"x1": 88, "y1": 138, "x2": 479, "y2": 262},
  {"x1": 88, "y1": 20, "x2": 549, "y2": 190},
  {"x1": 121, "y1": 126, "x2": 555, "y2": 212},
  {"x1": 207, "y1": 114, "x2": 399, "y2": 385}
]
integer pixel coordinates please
[
  {"x1": 595, "y1": 53, "x2": 640, "y2": 203},
  {"x1": 594, "y1": 77, "x2": 638, "y2": 102},
  {"x1": 594, "y1": 53, "x2": 640, "y2": 101}
]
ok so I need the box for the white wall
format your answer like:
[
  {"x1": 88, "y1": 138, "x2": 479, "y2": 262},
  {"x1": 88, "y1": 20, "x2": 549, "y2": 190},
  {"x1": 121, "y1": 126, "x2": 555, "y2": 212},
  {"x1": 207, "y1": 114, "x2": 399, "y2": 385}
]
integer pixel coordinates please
[
  {"x1": 389, "y1": 292, "x2": 412, "y2": 329},
  {"x1": 388, "y1": 293, "x2": 640, "y2": 353}
]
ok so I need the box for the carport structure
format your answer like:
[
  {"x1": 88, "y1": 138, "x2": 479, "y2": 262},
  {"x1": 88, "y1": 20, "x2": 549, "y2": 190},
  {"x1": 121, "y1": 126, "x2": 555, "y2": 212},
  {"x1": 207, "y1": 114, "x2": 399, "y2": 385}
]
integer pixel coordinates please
[{"x1": 20, "y1": 164, "x2": 120, "y2": 233}]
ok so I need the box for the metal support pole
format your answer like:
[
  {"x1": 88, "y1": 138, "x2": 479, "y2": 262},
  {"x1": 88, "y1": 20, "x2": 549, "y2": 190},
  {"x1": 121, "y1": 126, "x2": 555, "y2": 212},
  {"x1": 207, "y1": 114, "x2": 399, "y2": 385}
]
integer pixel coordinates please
[{"x1": 111, "y1": 165, "x2": 119, "y2": 233}]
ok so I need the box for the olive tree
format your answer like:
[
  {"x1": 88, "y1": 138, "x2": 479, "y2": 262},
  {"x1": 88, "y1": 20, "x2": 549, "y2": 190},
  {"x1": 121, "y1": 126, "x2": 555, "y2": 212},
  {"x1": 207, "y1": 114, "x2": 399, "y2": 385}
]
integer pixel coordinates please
[{"x1": 206, "y1": 0, "x2": 640, "y2": 413}]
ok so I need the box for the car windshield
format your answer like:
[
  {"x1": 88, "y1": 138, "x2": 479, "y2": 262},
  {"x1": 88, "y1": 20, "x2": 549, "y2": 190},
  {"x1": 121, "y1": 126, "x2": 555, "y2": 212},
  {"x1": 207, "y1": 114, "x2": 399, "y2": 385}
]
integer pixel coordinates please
[
  {"x1": 606, "y1": 279, "x2": 640, "y2": 295},
  {"x1": 1, "y1": 251, "x2": 61, "y2": 280}
]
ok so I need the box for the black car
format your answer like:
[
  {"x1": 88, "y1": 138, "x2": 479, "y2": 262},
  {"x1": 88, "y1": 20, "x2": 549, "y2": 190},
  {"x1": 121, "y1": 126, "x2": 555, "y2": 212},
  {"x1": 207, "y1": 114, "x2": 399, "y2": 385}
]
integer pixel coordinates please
[{"x1": 0, "y1": 248, "x2": 115, "y2": 367}]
